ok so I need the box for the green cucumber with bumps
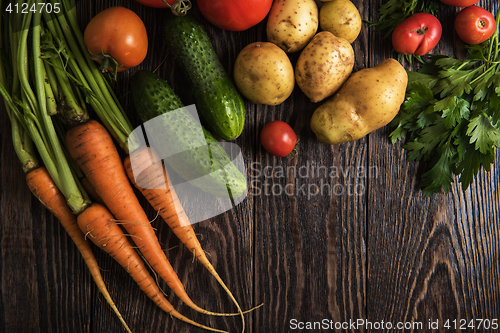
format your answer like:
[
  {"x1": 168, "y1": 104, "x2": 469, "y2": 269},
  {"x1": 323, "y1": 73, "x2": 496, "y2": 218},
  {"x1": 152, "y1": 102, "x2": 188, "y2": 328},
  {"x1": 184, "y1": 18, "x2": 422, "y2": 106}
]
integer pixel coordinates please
[
  {"x1": 130, "y1": 70, "x2": 247, "y2": 199},
  {"x1": 163, "y1": 11, "x2": 246, "y2": 141}
]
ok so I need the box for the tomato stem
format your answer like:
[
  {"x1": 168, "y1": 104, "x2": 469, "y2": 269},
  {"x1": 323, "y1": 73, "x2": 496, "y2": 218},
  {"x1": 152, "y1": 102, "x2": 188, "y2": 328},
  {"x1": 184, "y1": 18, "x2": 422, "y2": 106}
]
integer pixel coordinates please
[
  {"x1": 289, "y1": 138, "x2": 300, "y2": 160},
  {"x1": 161, "y1": 0, "x2": 191, "y2": 16},
  {"x1": 87, "y1": 47, "x2": 122, "y2": 79},
  {"x1": 413, "y1": 26, "x2": 428, "y2": 35}
]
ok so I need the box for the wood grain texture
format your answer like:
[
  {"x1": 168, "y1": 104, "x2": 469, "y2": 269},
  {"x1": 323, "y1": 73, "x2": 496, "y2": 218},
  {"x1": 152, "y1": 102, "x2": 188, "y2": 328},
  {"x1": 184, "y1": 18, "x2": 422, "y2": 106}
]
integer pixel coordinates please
[{"x1": 0, "y1": 0, "x2": 499, "y2": 332}]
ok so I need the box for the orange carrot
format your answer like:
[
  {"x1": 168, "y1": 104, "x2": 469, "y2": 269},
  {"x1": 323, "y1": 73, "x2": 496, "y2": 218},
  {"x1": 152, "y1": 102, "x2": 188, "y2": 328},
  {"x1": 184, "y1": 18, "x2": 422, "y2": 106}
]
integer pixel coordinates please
[
  {"x1": 25, "y1": 166, "x2": 131, "y2": 333},
  {"x1": 65, "y1": 119, "x2": 228, "y2": 316},
  {"x1": 124, "y1": 145, "x2": 248, "y2": 327},
  {"x1": 77, "y1": 202, "x2": 228, "y2": 333}
]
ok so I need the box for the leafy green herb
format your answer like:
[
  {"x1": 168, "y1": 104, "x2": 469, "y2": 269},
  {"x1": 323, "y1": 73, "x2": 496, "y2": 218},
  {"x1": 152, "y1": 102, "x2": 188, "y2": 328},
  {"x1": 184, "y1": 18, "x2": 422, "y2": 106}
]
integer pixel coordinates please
[{"x1": 390, "y1": 12, "x2": 500, "y2": 196}]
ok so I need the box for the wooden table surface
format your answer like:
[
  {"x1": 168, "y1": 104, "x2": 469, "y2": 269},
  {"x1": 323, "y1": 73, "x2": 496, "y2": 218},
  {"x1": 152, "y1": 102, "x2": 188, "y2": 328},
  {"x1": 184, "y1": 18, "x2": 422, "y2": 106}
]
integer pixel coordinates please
[{"x1": 1, "y1": 0, "x2": 499, "y2": 332}]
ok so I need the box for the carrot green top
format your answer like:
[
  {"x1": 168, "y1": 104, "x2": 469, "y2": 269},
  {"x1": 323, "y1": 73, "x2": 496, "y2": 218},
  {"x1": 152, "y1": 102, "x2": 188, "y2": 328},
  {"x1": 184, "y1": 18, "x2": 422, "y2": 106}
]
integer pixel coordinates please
[{"x1": 0, "y1": 0, "x2": 136, "y2": 213}]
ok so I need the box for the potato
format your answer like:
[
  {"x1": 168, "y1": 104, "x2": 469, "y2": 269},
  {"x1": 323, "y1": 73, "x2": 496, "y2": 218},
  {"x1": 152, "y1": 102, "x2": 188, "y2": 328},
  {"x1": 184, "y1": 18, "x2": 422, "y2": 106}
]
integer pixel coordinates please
[
  {"x1": 266, "y1": 0, "x2": 319, "y2": 53},
  {"x1": 319, "y1": 0, "x2": 362, "y2": 44},
  {"x1": 295, "y1": 31, "x2": 354, "y2": 103},
  {"x1": 233, "y1": 42, "x2": 295, "y2": 106},
  {"x1": 310, "y1": 58, "x2": 408, "y2": 144}
]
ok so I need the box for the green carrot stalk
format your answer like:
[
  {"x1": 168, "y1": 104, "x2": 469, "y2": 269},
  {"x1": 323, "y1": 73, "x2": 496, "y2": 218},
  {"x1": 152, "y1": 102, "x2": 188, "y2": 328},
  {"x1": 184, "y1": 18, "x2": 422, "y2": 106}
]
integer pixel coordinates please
[
  {"x1": 42, "y1": 68, "x2": 58, "y2": 117},
  {"x1": 44, "y1": 2, "x2": 135, "y2": 151},
  {"x1": 32, "y1": 6, "x2": 87, "y2": 213}
]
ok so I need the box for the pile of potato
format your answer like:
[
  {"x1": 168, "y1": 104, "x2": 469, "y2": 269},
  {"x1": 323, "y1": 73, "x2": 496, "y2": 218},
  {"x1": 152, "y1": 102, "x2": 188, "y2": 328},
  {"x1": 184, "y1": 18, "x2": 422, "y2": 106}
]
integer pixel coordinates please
[{"x1": 233, "y1": 0, "x2": 408, "y2": 145}]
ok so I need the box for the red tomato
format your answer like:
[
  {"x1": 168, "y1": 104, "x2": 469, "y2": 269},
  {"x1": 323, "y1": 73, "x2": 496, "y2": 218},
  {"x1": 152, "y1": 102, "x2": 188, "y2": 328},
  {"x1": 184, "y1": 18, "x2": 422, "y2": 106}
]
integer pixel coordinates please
[
  {"x1": 454, "y1": 6, "x2": 496, "y2": 45},
  {"x1": 439, "y1": 0, "x2": 479, "y2": 6},
  {"x1": 261, "y1": 121, "x2": 297, "y2": 157},
  {"x1": 197, "y1": 0, "x2": 273, "y2": 31},
  {"x1": 133, "y1": 0, "x2": 172, "y2": 8},
  {"x1": 84, "y1": 7, "x2": 148, "y2": 73},
  {"x1": 391, "y1": 13, "x2": 442, "y2": 56}
]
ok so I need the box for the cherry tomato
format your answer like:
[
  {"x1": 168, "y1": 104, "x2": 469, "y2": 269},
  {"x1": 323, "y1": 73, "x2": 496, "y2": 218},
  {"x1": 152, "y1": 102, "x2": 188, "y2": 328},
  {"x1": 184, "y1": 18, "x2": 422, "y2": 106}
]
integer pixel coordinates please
[
  {"x1": 260, "y1": 121, "x2": 297, "y2": 157},
  {"x1": 439, "y1": 0, "x2": 479, "y2": 7},
  {"x1": 454, "y1": 6, "x2": 496, "y2": 45},
  {"x1": 197, "y1": 0, "x2": 273, "y2": 31},
  {"x1": 84, "y1": 6, "x2": 148, "y2": 73},
  {"x1": 391, "y1": 13, "x2": 442, "y2": 56}
]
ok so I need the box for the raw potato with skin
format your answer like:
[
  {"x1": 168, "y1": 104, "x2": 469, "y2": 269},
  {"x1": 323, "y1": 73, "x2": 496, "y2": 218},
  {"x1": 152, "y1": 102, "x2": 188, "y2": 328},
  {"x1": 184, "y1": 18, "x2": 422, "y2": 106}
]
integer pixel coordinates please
[
  {"x1": 234, "y1": 42, "x2": 295, "y2": 105},
  {"x1": 319, "y1": 0, "x2": 362, "y2": 44},
  {"x1": 266, "y1": 0, "x2": 319, "y2": 53},
  {"x1": 295, "y1": 31, "x2": 354, "y2": 103},
  {"x1": 310, "y1": 58, "x2": 408, "y2": 144}
]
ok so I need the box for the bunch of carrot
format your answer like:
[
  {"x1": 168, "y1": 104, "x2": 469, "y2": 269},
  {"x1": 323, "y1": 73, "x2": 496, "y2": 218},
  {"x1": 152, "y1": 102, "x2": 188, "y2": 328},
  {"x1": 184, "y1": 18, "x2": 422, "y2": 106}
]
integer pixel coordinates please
[
  {"x1": 0, "y1": 0, "x2": 254, "y2": 332},
  {"x1": 0, "y1": 7, "x2": 131, "y2": 331}
]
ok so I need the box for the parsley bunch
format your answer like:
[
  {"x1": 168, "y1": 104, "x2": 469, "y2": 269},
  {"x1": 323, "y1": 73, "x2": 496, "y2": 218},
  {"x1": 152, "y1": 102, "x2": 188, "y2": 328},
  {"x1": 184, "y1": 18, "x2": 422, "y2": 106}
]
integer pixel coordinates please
[{"x1": 390, "y1": 12, "x2": 500, "y2": 196}]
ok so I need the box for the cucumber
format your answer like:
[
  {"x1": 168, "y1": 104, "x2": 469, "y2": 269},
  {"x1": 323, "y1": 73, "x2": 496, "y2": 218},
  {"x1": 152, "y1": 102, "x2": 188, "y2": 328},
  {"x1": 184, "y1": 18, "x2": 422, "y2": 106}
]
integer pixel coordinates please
[
  {"x1": 163, "y1": 12, "x2": 246, "y2": 141},
  {"x1": 129, "y1": 70, "x2": 247, "y2": 199}
]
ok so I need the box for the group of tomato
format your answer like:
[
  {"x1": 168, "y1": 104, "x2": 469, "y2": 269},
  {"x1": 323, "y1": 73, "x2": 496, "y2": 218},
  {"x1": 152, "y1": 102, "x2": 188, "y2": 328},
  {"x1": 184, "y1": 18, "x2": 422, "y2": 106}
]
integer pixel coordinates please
[{"x1": 392, "y1": 0, "x2": 497, "y2": 56}]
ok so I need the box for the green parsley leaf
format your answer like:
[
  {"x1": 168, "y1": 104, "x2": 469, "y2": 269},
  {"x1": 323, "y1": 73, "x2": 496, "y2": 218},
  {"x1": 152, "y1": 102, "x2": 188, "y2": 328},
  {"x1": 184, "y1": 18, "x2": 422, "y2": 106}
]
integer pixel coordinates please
[
  {"x1": 402, "y1": 118, "x2": 451, "y2": 161},
  {"x1": 420, "y1": 142, "x2": 456, "y2": 196},
  {"x1": 441, "y1": 96, "x2": 470, "y2": 129},
  {"x1": 489, "y1": 92, "x2": 500, "y2": 125},
  {"x1": 467, "y1": 114, "x2": 500, "y2": 154},
  {"x1": 435, "y1": 67, "x2": 481, "y2": 97},
  {"x1": 455, "y1": 146, "x2": 496, "y2": 191},
  {"x1": 407, "y1": 72, "x2": 439, "y2": 90}
]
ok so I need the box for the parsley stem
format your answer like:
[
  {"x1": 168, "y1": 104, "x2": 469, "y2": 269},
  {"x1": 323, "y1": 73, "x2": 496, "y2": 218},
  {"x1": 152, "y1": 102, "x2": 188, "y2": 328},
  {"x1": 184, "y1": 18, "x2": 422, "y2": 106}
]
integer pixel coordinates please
[
  {"x1": 470, "y1": 64, "x2": 491, "y2": 86},
  {"x1": 455, "y1": 62, "x2": 470, "y2": 71},
  {"x1": 484, "y1": 11, "x2": 500, "y2": 64}
]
